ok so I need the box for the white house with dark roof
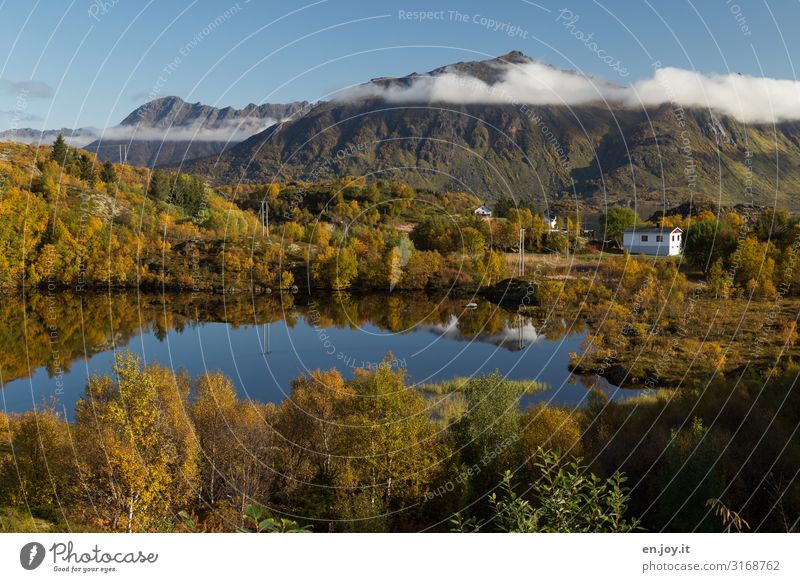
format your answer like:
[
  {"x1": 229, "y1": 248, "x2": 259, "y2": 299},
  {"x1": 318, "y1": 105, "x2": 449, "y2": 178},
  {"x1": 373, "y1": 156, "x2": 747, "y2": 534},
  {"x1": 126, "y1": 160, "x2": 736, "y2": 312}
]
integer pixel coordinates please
[
  {"x1": 622, "y1": 226, "x2": 682, "y2": 256},
  {"x1": 474, "y1": 205, "x2": 492, "y2": 217}
]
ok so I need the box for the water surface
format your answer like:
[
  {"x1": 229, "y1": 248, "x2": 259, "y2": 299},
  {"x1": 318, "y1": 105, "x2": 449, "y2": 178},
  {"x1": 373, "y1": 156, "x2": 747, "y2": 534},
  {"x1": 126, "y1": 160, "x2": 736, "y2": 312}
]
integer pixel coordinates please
[{"x1": 0, "y1": 292, "x2": 632, "y2": 418}]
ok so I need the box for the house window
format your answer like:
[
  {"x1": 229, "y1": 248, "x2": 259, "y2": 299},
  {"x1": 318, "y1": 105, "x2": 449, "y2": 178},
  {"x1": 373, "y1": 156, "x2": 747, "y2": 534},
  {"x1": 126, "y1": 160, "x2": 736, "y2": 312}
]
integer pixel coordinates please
[
  {"x1": 656, "y1": 235, "x2": 663, "y2": 242},
  {"x1": 641, "y1": 235, "x2": 648, "y2": 242}
]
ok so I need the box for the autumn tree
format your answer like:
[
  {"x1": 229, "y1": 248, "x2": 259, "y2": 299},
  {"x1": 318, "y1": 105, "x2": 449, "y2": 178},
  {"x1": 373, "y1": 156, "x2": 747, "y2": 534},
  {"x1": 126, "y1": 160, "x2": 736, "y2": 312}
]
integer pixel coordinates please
[
  {"x1": 353, "y1": 229, "x2": 386, "y2": 287},
  {"x1": 340, "y1": 361, "x2": 448, "y2": 527},
  {"x1": 707, "y1": 258, "x2": 731, "y2": 299},
  {"x1": 402, "y1": 250, "x2": 442, "y2": 289},
  {"x1": 224, "y1": 401, "x2": 279, "y2": 525},
  {"x1": 266, "y1": 182, "x2": 280, "y2": 204},
  {"x1": 191, "y1": 372, "x2": 237, "y2": 507},
  {"x1": 493, "y1": 217, "x2": 521, "y2": 250},
  {"x1": 732, "y1": 237, "x2": 777, "y2": 297},
  {"x1": 410, "y1": 216, "x2": 455, "y2": 253},
  {"x1": 526, "y1": 214, "x2": 547, "y2": 251},
  {"x1": 311, "y1": 244, "x2": 358, "y2": 289},
  {"x1": 454, "y1": 372, "x2": 523, "y2": 499},
  {"x1": 192, "y1": 372, "x2": 279, "y2": 524},
  {"x1": 0, "y1": 185, "x2": 50, "y2": 286},
  {"x1": 386, "y1": 246, "x2": 403, "y2": 290},
  {"x1": 0, "y1": 409, "x2": 73, "y2": 509},
  {"x1": 281, "y1": 221, "x2": 305, "y2": 242},
  {"x1": 308, "y1": 221, "x2": 332, "y2": 248},
  {"x1": 684, "y1": 219, "x2": 737, "y2": 273},
  {"x1": 520, "y1": 405, "x2": 583, "y2": 465},
  {"x1": 74, "y1": 353, "x2": 199, "y2": 531},
  {"x1": 480, "y1": 250, "x2": 508, "y2": 286},
  {"x1": 460, "y1": 226, "x2": 485, "y2": 258},
  {"x1": 276, "y1": 369, "x2": 352, "y2": 486},
  {"x1": 509, "y1": 207, "x2": 534, "y2": 231}
]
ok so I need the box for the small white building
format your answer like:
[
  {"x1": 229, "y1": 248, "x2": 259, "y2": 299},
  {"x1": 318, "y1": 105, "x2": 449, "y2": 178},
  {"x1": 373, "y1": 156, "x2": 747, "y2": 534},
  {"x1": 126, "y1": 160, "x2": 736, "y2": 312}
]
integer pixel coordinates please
[
  {"x1": 474, "y1": 205, "x2": 492, "y2": 217},
  {"x1": 622, "y1": 226, "x2": 682, "y2": 256},
  {"x1": 544, "y1": 215, "x2": 558, "y2": 231}
]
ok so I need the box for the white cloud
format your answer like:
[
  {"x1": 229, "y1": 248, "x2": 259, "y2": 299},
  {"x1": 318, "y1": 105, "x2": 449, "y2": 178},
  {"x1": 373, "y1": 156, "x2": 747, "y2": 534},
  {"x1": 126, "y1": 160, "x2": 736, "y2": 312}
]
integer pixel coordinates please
[
  {"x1": 93, "y1": 117, "x2": 280, "y2": 143},
  {"x1": 339, "y1": 62, "x2": 623, "y2": 106},
  {"x1": 0, "y1": 128, "x2": 98, "y2": 147},
  {"x1": 0, "y1": 110, "x2": 43, "y2": 122},
  {"x1": 628, "y1": 68, "x2": 800, "y2": 124},
  {"x1": 0, "y1": 117, "x2": 281, "y2": 148},
  {"x1": 337, "y1": 61, "x2": 800, "y2": 124},
  {"x1": 0, "y1": 78, "x2": 54, "y2": 99}
]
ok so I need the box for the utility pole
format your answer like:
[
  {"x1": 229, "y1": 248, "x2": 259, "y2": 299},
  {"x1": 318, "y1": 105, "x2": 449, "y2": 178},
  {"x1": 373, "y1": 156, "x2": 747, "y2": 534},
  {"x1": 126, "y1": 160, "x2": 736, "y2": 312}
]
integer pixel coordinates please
[
  {"x1": 259, "y1": 200, "x2": 269, "y2": 237},
  {"x1": 518, "y1": 228, "x2": 525, "y2": 277}
]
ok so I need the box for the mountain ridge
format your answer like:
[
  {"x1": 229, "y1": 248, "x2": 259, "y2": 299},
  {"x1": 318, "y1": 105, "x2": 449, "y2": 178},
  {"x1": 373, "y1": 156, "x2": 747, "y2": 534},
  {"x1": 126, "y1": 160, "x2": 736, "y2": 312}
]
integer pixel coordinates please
[
  {"x1": 85, "y1": 96, "x2": 309, "y2": 167},
  {"x1": 0, "y1": 96, "x2": 309, "y2": 167},
  {"x1": 174, "y1": 52, "x2": 800, "y2": 209}
]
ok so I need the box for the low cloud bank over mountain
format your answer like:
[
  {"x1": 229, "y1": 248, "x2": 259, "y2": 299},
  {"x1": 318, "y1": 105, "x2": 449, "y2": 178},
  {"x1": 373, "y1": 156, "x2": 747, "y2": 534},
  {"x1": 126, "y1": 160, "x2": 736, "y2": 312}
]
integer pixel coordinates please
[{"x1": 338, "y1": 58, "x2": 800, "y2": 124}]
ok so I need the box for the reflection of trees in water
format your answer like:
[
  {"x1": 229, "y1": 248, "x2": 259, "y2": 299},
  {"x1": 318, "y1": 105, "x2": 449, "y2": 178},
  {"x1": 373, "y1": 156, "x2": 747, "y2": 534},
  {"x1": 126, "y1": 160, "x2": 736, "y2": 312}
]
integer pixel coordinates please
[
  {"x1": 0, "y1": 293, "x2": 142, "y2": 383},
  {"x1": 0, "y1": 292, "x2": 292, "y2": 384},
  {"x1": 0, "y1": 291, "x2": 584, "y2": 385}
]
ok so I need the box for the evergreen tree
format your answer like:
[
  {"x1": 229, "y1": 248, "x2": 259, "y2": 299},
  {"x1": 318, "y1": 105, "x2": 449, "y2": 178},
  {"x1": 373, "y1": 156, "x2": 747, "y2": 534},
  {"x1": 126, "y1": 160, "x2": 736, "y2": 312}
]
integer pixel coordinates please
[
  {"x1": 51, "y1": 133, "x2": 68, "y2": 166},
  {"x1": 147, "y1": 170, "x2": 171, "y2": 202},
  {"x1": 99, "y1": 160, "x2": 117, "y2": 185},
  {"x1": 78, "y1": 154, "x2": 97, "y2": 186}
]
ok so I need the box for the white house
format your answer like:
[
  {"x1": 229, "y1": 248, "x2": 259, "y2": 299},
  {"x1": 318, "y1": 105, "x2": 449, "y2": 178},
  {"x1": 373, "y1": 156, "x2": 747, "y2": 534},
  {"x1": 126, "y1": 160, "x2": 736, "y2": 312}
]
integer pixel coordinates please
[
  {"x1": 622, "y1": 226, "x2": 682, "y2": 256},
  {"x1": 474, "y1": 205, "x2": 492, "y2": 217},
  {"x1": 544, "y1": 215, "x2": 558, "y2": 231}
]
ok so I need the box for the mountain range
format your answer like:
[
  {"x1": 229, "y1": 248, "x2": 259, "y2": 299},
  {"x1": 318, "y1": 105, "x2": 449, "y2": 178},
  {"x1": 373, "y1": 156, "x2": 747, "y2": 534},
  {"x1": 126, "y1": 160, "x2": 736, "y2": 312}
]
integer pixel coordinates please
[
  {"x1": 0, "y1": 127, "x2": 98, "y2": 148},
  {"x1": 3, "y1": 51, "x2": 800, "y2": 208},
  {"x1": 175, "y1": 51, "x2": 800, "y2": 209},
  {"x1": 0, "y1": 96, "x2": 308, "y2": 167}
]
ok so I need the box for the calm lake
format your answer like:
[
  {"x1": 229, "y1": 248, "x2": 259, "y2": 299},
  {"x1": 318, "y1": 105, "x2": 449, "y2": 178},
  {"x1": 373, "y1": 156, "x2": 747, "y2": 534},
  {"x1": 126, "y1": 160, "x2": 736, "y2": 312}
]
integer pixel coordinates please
[{"x1": 0, "y1": 292, "x2": 633, "y2": 418}]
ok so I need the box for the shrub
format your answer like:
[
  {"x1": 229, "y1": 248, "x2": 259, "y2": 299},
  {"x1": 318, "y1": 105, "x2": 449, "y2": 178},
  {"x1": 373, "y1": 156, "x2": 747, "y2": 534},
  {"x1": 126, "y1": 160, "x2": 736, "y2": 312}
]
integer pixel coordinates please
[{"x1": 520, "y1": 404, "x2": 583, "y2": 463}]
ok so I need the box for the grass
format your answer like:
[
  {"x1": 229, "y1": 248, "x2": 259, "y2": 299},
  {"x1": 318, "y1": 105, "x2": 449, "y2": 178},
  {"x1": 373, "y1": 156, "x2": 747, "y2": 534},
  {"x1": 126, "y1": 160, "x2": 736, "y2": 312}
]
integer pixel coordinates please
[
  {"x1": 420, "y1": 376, "x2": 550, "y2": 429},
  {"x1": 418, "y1": 376, "x2": 549, "y2": 395},
  {"x1": 426, "y1": 392, "x2": 467, "y2": 429},
  {"x1": 0, "y1": 507, "x2": 58, "y2": 533}
]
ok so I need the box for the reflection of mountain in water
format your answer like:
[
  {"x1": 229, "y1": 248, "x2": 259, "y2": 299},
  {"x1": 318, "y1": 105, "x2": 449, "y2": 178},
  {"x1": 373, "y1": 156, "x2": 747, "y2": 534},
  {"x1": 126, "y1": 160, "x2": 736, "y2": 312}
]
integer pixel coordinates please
[{"x1": 417, "y1": 315, "x2": 544, "y2": 352}]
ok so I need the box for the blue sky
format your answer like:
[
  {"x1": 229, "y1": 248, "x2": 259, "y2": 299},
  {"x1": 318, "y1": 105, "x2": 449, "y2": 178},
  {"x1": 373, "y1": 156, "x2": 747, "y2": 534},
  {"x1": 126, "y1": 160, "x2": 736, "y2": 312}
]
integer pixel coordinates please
[{"x1": 0, "y1": 0, "x2": 798, "y2": 129}]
